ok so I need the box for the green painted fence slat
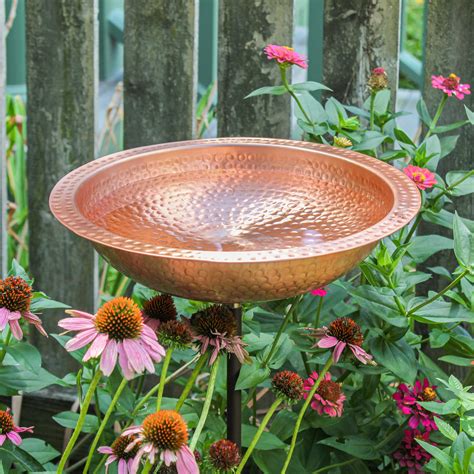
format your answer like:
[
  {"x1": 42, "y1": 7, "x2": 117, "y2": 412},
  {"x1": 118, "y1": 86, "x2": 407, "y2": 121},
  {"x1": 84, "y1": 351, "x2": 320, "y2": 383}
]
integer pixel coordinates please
[
  {"x1": 218, "y1": 0, "x2": 294, "y2": 138},
  {"x1": 26, "y1": 0, "x2": 98, "y2": 375}
]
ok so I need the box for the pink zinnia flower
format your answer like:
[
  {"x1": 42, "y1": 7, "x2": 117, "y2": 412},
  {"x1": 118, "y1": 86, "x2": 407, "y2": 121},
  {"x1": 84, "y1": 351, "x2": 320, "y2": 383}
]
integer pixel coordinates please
[
  {"x1": 98, "y1": 435, "x2": 141, "y2": 473},
  {"x1": 189, "y1": 305, "x2": 249, "y2": 365},
  {"x1": 308, "y1": 317, "x2": 373, "y2": 364},
  {"x1": 123, "y1": 410, "x2": 198, "y2": 474},
  {"x1": 372, "y1": 67, "x2": 386, "y2": 75},
  {"x1": 142, "y1": 294, "x2": 177, "y2": 332},
  {"x1": 264, "y1": 44, "x2": 308, "y2": 69},
  {"x1": 303, "y1": 372, "x2": 345, "y2": 417},
  {"x1": 392, "y1": 429, "x2": 433, "y2": 474},
  {"x1": 58, "y1": 297, "x2": 165, "y2": 379},
  {"x1": 393, "y1": 378, "x2": 438, "y2": 432},
  {"x1": 311, "y1": 288, "x2": 327, "y2": 297},
  {"x1": 0, "y1": 276, "x2": 47, "y2": 340},
  {"x1": 431, "y1": 73, "x2": 471, "y2": 100},
  {"x1": 403, "y1": 165, "x2": 437, "y2": 191},
  {"x1": 0, "y1": 408, "x2": 33, "y2": 446},
  {"x1": 368, "y1": 67, "x2": 389, "y2": 91}
]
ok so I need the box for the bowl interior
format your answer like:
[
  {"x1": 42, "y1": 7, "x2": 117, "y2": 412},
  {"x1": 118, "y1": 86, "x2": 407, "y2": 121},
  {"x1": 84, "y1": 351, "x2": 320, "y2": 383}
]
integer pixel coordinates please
[{"x1": 75, "y1": 144, "x2": 394, "y2": 254}]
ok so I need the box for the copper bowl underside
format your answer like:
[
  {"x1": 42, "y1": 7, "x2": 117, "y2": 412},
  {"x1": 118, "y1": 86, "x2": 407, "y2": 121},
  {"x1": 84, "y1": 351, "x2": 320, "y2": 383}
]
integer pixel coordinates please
[{"x1": 50, "y1": 138, "x2": 420, "y2": 303}]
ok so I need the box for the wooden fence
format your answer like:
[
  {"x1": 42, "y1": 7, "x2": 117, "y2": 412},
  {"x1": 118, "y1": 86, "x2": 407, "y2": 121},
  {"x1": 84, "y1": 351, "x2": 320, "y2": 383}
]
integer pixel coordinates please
[{"x1": 0, "y1": 0, "x2": 472, "y2": 376}]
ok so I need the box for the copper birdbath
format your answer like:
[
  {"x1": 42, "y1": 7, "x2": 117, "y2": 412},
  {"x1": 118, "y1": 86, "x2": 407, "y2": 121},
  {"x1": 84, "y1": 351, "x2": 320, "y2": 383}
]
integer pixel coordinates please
[{"x1": 50, "y1": 137, "x2": 421, "y2": 445}]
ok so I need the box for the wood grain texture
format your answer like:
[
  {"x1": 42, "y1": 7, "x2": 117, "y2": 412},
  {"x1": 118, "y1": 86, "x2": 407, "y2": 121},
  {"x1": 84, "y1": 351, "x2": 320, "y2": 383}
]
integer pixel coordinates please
[
  {"x1": 218, "y1": 0, "x2": 294, "y2": 138},
  {"x1": 323, "y1": 0, "x2": 400, "y2": 107},
  {"x1": 419, "y1": 0, "x2": 474, "y2": 289},
  {"x1": 26, "y1": 0, "x2": 98, "y2": 375},
  {"x1": 0, "y1": 1, "x2": 6, "y2": 277},
  {"x1": 123, "y1": 0, "x2": 198, "y2": 148}
]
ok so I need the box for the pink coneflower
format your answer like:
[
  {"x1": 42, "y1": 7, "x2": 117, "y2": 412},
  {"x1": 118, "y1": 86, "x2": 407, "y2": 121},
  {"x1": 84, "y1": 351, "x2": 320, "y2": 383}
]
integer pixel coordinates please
[
  {"x1": 403, "y1": 165, "x2": 437, "y2": 191},
  {"x1": 98, "y1": 435, "x2": 141, "y2": 473},
  {"x1": 264, "y1": 44, "x2": 308, "y2": 69},
  {"x1": 303, "y1": 372, "x2": 345, "y2": 417},
  {"x1": 208, "y1": 439, "x2": 241, "y2": 472},
  {"x1": 58, "y1": 297, "x2": 165, "y2": 379},
  {"x1": 308, "y1": 317, "x2": 373, "y2": 364},
  {"x1": 0, "y1": 408, "x2": 33, "y2": 446},
  {"x1": 432, "y1": 73, "x2": 471, "y2": 100},
  {"x1": 311, "y1": 288, "x2": 327, "y2": 297},
  {"x1": 393, "y1": 378, "x2": 438, "y2": 431},
  {"x1": 392, "y1": 429, "x2": 433, "y2": 474},
  {"x1": 0, "y1": 276, "x2": 47, "y2": 340},
  {"x1": 123, "y1": 410, "x2": 198, "y2": 474},
  {"x1": 189, "y1": 305, "x2": 249, "y2": 365},
  {"x1": 142, "y1": 294, "x2": 177, "y2": 332}
]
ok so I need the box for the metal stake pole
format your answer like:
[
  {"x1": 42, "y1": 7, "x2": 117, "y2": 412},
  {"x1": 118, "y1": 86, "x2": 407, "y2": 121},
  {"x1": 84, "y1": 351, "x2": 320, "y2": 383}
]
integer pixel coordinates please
[{"x1": 227, "y1": 303, "x2": 242, "y2": 446}]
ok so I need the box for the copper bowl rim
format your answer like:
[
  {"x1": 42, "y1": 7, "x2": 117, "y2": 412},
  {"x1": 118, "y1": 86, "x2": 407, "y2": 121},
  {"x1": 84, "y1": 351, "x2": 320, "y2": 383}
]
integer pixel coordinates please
[{"x1": 49, "y1": 137, "x2": 421, "y2": 263}]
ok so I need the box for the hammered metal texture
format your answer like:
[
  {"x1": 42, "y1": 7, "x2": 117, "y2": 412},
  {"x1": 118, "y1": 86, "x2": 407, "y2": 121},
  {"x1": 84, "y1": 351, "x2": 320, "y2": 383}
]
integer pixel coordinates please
[{"x1": 50, "y1": 138, "x2": 421, "y2": 303}]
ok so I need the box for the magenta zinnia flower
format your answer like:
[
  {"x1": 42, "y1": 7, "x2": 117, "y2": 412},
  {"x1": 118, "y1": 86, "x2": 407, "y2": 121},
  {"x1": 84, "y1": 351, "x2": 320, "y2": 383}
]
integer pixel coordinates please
[
  {"x1": 309, "y1": 317, "x2": 373, "y2": 364},
  {"x1": 123, "y1": 410, "x2": 198, "y2": 474},
  {"x1": 58, "y1": 297, "x2": 165, "y2": 379},
  {"x1": 0, "y1": 408, "x2": 33, "y2": 446},
  {"x1": 303, "y1": 372, "x2": 345, "y2": 417},
  {"x1": 98, "y1": 434, "x2": 141, "y2": 473},
  {"x1": 392, "y1": 429, "x2": 433, "y2": 474},
  {"x1": 431, "y1": 73, "x2": 471, "y2": 100},
  {"x1": 189, "y1": 305, "x2": 249, "y2": 365},
  {"x1": 264, "y1": 44, "x2": 308, "y2": 69},
  {"x1": 0, "y1": 276, "x2": 47, "y2": 340},
  {"x1": 403, "y1": 165, "x2": 437, "y2": 191},
  {"x1": 311, "y1": 288, "x2": 327, "y2": 297},
  {"x1": 393, "y1": 378, "x2": 438, "y2": 431}
]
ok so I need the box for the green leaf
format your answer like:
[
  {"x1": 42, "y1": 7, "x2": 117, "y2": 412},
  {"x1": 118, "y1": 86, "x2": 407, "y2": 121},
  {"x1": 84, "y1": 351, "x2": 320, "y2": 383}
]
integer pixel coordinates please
[
  {"x1": 429, "y1": 329, "x2": 450, "y2": 348},
  {"x1": 20, "y1": 438, "x2": 60, "y2": 464},
  {"x1": 394, "y1": 128, "x2": 415, "y2": 146},
  {"x1": 6, "y1": 342, "x2": 42, "y2": 372},
  {"x1": 446, "y1": 171, "x2": 474, "y2": 197},
  {"x1": 465, "y1": 105, "x2": 474, "y2": 125},
  {"x1": 370, "y1": 337, "x2": 417, "y2": 383},
  {"x1": 416, "y1": 97, "x2": 432, "y2": 125},
  {"x1": 30, "y1": 296, "x2": 70, "y2": 312},
  {"x1": 439, "y1": 135, "x2": 459, "y2": 159},
  {"x1": 318, "y1": 436, "x2": 379, "y2": 460},
  {"x1": 53, "y1": 411, "x2": 99, "y2": 434},
  {"x1": 434, "y1": 417, "x2": 458, "y2": 441},
  {"x1": 438, "y1": 355, "x2": 473, "y2": 367},
  {"x1": 453, "y1": 212, "x2": 474, "y2": 271},
  {"x1": 262, "y1": 333, "x2": 294, "y2": 369},
  {"x1": 418, "y1": 399, "x2": 460, "y2": 415},
  {"x1": 416, "y1": 439, "x2": 452, "y2": 470},
  {"x1": 292, "y1": 81, "x2": 331, "y2": 92},
  {"x1": 0, "y1": 444, "x2": 44, "y2": 472},
  {"x1": 432, "y1": 120, "x2": 469, "y2": 133},
  {"x1": 0, "y1": 366, "x2": 61, "y2": 392},
  {"x1": 409, "y1": 235, "x2": 453, "y2": 263},
  {"x1": 325, "y1": 97, "x2": 347, "y2": 125},
  {"x1": 242, "y1": 424, "x2": 286, "y2": 450},
  {"x1": 373, "y1": 89, "x2": 391, "y2": 115},
  {"x1": 294, "y1": 92, "x2": 327, "y2": 124},
  {"x1": 8, "y1": 259, "x2": 32, "y2": 284},
  {"x1": 245, "y1": 85, "x2": 287, "y2": 98},
  {"x1": 409, "y1": 300, "x2": 474, "y2": 324},
  {"x1": 235, "y1": 358, "x2": 270, "y2": 390},
  {"x1": 352, "y1": 131, "x2": 388, "y2": 150}
]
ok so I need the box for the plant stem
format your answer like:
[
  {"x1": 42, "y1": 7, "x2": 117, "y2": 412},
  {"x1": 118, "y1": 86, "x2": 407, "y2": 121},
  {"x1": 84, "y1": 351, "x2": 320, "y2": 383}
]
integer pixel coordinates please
[
  {"x1": 92, "y1": 454, "x2": 107, "y2": 474},
  {"x1": 369, "y1": 91, "x2": 376, "y2": 130},
  {"x1": 156, "y1": 349, "x2": 173, "y2": 411},
  {"x1": 431, "y1": 170, "x2": 474, "y2": 207},
  {"x1": 83, "y1": 377, "x2": 128, "y2": 473},
  {"x1": 189, "y1": 356, "x2": 220, "y2": 451},
  {"x1": 262, "y1": 296, "x2": 300, "y2": 368},
  {"x1": 408, "y1": 269, "x2": 469, "y2": 315},
  {"x1": 426, "y1": 94, "x2": 448, "y2": 140},
  {"x1": 313, "y1": 458, "x2": 357, "y2": 473},
  {"x1": 235, "y1": 398, "x2": 282, "y2": 474},
  {"x1": 142, "y1": 460, "x2": 153, "y2": 474},
  {"x1": 175, "y1": 352, "x2": 209, "y2": 412},
  {"x1": 314, "y1": 297, "x2": 324, "y2": 328},
  {"x1": 0, "y1": 329, "x2": 12, "y2": 364},
  {"x1": 57, "y1": 370, "x2": 102, "y2": 474},
  {"x1": 281, "y1": 356, "x2": 333, "y2": 474},
  {"x1": 402, "y1": 213, "x2": 422, "y2": 245}
]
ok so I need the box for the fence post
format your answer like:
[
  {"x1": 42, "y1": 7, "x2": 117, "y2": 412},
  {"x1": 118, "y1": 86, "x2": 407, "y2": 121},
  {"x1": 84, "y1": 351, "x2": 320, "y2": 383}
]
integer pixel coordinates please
[
  {"x1": 26, "y1": 1, "x2": 98, "y2": 375},
  {"x1": 218, "y1": 0, "x2": 294, "y2": 138},
  {"x1": 123, "y1": 0, "x2": 198, "y2": 147},
  {"x1": 323, "y1": 0, "x2": 401, "y2": 107},
  {"x1": 0, "y1": 1, "x2": 6, "y2": 277},
  {"x1": 419, "y1": 0, "x2": 473, "y2": 289}
]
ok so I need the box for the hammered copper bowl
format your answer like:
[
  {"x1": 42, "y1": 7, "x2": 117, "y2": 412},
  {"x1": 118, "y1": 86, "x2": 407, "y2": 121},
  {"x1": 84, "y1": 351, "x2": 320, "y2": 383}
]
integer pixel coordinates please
[{"x1": 50, "y1": 138, "x2": 420, "y2": 303}]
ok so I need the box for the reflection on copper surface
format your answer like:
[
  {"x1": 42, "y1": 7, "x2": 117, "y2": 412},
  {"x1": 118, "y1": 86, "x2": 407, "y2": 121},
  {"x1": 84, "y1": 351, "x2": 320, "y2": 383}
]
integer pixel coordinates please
[{"x1": 50, "y1": 138, "x2": 421, "y2": 303}]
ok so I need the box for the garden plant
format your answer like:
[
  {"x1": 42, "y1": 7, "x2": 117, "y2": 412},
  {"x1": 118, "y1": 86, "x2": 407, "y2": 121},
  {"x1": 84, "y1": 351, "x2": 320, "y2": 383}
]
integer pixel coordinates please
[{"x1": 0, "y1": 44, "x2": 473, "y2": 473}]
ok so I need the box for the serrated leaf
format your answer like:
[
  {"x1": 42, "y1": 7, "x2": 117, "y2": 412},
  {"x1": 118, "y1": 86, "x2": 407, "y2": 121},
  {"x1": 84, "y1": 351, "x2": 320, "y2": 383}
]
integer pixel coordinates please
[
  {"x1": 434, "y1": 417, "x2": 457, "y2": 441},
  {"x1": 416, "y1": 439, "x2": 452, "y2": 469}
]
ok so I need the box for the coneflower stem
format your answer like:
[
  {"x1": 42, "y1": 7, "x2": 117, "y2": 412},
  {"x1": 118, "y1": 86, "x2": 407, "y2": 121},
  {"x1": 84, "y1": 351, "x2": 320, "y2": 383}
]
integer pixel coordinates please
[
  {"x1": 281, "y1": 356, "x2": 333, "y2": 474},
  {"x1": 0, "y1": 329, "x2": 12, "y2": 364},
  {"x1": 235, "y1": 398, "x2": 282, "y2": 474},
  {"x1": 156, "y1": 349, "x2": 173, "y2": 411},
  {"x1": 142, "y1": 460, "x2": 153, "y2": 474},
  {"x1": 83, "y1": 377, "x2": 128, "y2": 473},
  {"x1": 57, "y1": 370, "x2": 102, "y2": 474},
  {"x1": 189, "y1": 356, "x2": 220, "y2": 451},
  {"x1": 175, "y1": 352, "x2": 209, "y2": 412}
]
